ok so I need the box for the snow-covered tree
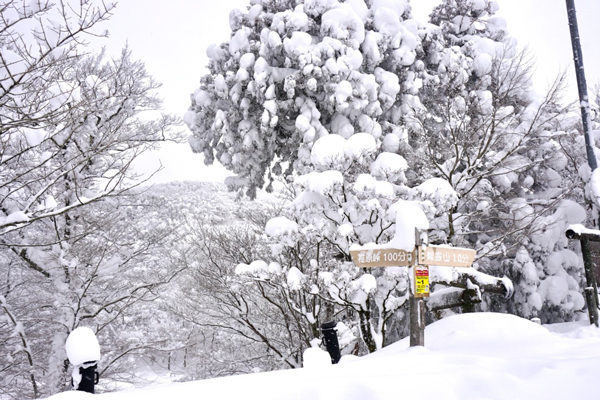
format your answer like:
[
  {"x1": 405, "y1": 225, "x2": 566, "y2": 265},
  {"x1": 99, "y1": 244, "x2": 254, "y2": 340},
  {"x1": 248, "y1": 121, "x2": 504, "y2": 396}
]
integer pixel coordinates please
[
  {"x1": 0, "y1": 2, "x2": 182, "y2": 397},
  {"x1": 0, "y1": 182, "x2": 196, "y2": 398},
  {"x1": 185, "y1": 0, "x2": 514, "y2": 354},
  {"x1": 411, "y1": 0, "x2": 590, "y2": 322},
  {"x1": 185, "y1": 0, "x2": 416, "y2": 352},
  {"x1": 414, "y1": 0, "x2": 567, "y2": 244},
  {"x1": 185, "y1": 0, "x2": 423, "y2": 198}
]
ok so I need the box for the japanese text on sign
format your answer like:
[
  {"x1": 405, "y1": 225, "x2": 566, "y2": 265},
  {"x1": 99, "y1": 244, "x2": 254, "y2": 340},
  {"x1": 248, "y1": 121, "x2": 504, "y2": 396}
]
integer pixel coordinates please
[
  {"x1": 415, "y1": 266, "x2": 430, "y2": 298},
  {"x1": 418, "y1": 245, "x2": 475, "y2": 268},
  {"x1": 350, "y1": 248, "x2": 415, "y2": 268}
]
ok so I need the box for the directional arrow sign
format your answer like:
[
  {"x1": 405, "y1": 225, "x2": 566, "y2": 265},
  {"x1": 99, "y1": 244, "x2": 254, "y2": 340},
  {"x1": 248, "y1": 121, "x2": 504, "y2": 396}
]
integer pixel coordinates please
[
  {"x1": 350, "y1": 248, "x2": 415, "y2": 268},
  {"x1": 350, "y1": 245, "x2": 476, "y2": 268},
  {"x1": 418, "y1": 245, "x2": 476, "y2": 268}
]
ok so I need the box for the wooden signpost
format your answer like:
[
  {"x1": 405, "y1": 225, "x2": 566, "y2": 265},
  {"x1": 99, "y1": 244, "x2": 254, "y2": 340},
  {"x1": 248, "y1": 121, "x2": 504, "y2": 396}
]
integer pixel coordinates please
[
  {"x1": 350, "y1": 245, "x2": 475, "y2": 269},
  {"x1": 418, "y1": 245, "x2": 476, "y2": 268},
  {"x1": 350, "y1": 231, "x2": 476, "y2": 346}
]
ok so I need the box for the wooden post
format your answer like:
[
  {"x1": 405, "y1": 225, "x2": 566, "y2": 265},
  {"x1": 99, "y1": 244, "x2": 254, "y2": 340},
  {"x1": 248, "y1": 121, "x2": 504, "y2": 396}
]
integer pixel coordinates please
[
  {"x1": 410, "y1": 229, "x2": 426, "y2": 347},
  {"x1": 565, "y1": 229, "x2": 600, "y2": 327},
  {"x1": 580, "y1": 237, "x2": 599, "y2": 327},
  {"x1": 461, "y1": 288, "x2": 478, "y2": 313},
  {"x1": 409, "y1": 296, "x2": 425, "y2": 347}
]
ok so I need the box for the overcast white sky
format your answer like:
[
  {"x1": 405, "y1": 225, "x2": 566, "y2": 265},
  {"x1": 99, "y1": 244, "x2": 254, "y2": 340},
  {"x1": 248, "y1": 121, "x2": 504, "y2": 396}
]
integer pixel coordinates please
[{"x1": 89, "y1": 0, "x2": 600, "y2": 184}]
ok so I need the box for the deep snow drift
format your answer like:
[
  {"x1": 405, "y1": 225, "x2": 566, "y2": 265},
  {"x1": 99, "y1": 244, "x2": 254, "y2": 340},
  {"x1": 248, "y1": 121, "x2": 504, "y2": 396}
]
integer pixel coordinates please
[{"x1": 47, "y1": 312, "x2": 600, "y2": 400}]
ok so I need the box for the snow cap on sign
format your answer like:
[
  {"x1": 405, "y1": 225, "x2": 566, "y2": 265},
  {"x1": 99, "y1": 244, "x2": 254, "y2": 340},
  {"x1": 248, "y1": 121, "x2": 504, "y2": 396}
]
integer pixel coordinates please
[{"x1": 65, "y1": 326, "x2": 100, "y2": 366}]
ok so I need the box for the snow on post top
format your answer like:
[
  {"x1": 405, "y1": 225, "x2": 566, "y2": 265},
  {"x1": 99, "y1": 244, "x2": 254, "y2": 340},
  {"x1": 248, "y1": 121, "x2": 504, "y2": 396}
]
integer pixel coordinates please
[
  {"x1": 566, "y1": 224, "x2": 600, "y2": 237},
  {"x1": 302, "y1": 347, "x2": 332, "y2": 369},
  {"x1": 388, "y1": 200, "x2": 429, "y2": 251},
  {"x1": 350, "y1": 200, "x2": 429, "y2": 253},
  {"x1": 65, "y1": 327, "x2": 100, "y2": 366}
]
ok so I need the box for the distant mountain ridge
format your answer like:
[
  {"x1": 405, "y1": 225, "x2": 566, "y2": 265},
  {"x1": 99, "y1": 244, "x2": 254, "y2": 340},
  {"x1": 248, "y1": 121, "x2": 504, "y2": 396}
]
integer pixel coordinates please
[{"x1": 137, "y1": 181, "x2": 281, "y2": 226}]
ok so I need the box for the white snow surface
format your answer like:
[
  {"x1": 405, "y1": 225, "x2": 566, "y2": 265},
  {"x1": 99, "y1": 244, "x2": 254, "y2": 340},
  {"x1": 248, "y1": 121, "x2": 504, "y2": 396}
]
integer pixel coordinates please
[
  {"x1": 309, "y1": 133, "x2": 377, "y2": 170},
  {"x1": 387, "y1": 200, "x2": 429, "y2": 251},
  {"x1": 235, "y1": 260, "x2": 269, "y2": 275},
  {"x1": 47, "y1": 313, "x2": 600, "y2": 400},
  {"x1": 287, "y1": 266, "x2": 305, "y2": 291},
  {"x1": 370, "y1": 152, "x2": 408, "y2": 181},
  {"x1": 65, "y1": 327, "x2": 100, "y2": 366},
  {"x1": 302, "y1": 347, "x2": 332, "y2": 369}
]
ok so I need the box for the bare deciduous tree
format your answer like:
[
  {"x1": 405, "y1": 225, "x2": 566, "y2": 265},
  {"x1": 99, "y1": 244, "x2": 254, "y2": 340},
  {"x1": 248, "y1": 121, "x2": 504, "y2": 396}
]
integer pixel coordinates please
[{"x1": 0, "y1": 1, "x2": 183, "y2": 398}]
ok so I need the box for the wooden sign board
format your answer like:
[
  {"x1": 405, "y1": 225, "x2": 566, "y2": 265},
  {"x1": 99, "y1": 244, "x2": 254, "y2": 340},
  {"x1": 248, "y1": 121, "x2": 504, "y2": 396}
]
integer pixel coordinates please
[
  {"x1": 418, "y1": 245, "x2": 475, "y2": 268},
  {"x1": 350, "y1": 248, "x2": 415, "y2": 268}
]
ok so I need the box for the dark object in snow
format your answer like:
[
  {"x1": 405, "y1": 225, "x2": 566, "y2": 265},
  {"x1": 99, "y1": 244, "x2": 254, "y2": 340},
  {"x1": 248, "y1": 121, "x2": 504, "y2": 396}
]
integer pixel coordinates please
[
  {"x1": 73, "y1": 361, "x2": 99, "y2": 394},
  {"x1": 565, "y1": 227, "x2": 600, "y2": 327},
  {"x1": 320, "y1": 321, "x2": 341, "y2": 364},
  {"x1": 565, "y1": 0, "x2": 596, "y2": 171}
]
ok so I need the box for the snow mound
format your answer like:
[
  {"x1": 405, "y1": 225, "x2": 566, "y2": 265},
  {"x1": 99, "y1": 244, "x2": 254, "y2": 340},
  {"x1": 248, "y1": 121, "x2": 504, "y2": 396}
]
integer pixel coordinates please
[
  {"x1": 48, "y1": 313, "x2": 600, "y2": 400},
  {"x1": 422, "y1": 312, "x2": 550, "y2": 352},
  {"x1": 302, "y1": 347, "x2": 332, "y2": 369}
]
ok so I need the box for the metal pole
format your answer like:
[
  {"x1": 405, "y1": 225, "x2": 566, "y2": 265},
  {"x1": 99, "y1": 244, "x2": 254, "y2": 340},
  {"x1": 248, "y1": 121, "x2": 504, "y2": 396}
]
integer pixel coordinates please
[
  {"x1": 565, "y1": 0, "x2": 596, "y2": 170},
  {"x1": 565, "y1": 0, "x2": 600, "y2": 326}
]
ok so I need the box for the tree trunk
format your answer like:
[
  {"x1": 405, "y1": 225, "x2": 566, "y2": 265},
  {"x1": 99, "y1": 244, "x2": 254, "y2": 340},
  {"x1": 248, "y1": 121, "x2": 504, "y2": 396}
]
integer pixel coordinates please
[{"x1": 358, "y1": 309, "x2": 377, "y2": 353}]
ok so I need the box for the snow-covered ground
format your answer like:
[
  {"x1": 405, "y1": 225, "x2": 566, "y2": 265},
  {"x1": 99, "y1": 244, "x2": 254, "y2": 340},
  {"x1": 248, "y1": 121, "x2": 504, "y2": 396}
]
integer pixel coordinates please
[{"x1": 47, "y1": 312, "x2": 600, "y2": 400}]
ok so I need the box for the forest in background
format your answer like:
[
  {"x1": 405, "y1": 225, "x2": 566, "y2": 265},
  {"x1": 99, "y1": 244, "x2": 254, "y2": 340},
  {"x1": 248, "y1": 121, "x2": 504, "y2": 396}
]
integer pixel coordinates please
[{"x1": 1, "y1": 0, "x2": 600, "y2": 398}]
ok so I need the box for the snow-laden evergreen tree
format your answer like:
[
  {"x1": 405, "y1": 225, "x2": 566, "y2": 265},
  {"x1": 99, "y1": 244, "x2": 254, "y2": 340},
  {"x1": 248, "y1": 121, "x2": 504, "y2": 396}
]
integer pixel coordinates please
[
  {"x1": 185, "y1": 0, "x2": 423, "y2": 198},
  {"x1": 186, "y1": 0, "x2": 512, "y2": 354}
]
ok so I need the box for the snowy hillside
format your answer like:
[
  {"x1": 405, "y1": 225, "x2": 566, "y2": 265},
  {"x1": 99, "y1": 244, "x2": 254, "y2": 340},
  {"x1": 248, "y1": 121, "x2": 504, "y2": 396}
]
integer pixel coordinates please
[{"x1": 47, "y1": 313, "x2": 600, "y2": 400}]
